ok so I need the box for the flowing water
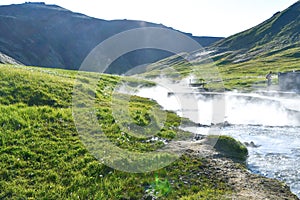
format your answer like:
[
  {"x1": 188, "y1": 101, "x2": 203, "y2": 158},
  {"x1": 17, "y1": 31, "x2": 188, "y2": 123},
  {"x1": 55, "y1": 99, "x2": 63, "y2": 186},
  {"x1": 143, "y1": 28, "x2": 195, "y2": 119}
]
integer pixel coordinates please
[{"x1": 133, "y1": 83, "x2": 300, "y2": 197}]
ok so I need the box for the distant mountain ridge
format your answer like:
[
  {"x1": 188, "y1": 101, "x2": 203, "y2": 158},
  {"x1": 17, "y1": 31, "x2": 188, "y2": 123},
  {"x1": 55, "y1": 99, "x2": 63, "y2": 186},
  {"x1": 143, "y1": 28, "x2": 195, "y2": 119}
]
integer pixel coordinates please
[{"x1": 0, "y1": 2, "x2": 223, "y2": 73}]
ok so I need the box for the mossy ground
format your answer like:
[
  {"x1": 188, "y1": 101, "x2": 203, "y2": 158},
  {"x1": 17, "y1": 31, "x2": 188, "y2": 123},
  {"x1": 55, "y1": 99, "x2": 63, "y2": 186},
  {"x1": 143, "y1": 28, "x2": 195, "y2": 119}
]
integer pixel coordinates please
[
  {"x1": 0, "y1": 64, "x2": 239, "y2": 199},
  {"x1": 206, "y1": 135, "x2": 248, "y2": 162}
]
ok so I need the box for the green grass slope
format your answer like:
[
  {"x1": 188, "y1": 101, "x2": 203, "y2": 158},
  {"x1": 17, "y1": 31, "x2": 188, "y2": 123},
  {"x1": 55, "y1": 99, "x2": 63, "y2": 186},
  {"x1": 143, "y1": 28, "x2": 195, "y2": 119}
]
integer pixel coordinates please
[
  {"x1": 199, "y1": 1, "x2": 300, "y2": 91},
  {"x1": 0, "y1": 64, "x2": 242, "y2": 199},
  {"x1": 212, "y1": 1, "x2": 300, "y2": 53},
  {"x1": 213, "y1": 45, "x2": 300, "y2": 91}
]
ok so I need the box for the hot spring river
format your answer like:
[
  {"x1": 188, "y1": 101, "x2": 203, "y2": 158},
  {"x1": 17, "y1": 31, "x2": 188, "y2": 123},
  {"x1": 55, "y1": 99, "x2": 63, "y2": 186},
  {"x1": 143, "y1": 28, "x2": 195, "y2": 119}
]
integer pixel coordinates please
[{"x1": 133, "y1": 84, "x2": 300, "y2": 197}]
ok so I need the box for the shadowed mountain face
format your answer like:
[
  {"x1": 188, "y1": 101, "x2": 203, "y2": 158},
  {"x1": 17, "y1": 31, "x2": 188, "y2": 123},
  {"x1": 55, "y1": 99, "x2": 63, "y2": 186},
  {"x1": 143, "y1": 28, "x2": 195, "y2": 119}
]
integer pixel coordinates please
[
  {"x1": 208, "y1": 1, "x2": 300, "y2": 62},
  {"x1": 0, "y1": 2, "x2": 223, "y2": 73}
]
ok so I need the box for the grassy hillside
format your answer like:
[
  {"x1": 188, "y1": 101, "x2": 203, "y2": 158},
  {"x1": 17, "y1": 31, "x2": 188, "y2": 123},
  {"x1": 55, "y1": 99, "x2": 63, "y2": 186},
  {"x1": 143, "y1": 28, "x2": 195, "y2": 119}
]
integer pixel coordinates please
[
  {"x1": 141, "y1": 44, "x2": 300, "y2": 91},
  {"x1": 213, "y1": 45, "x2": 300, "y2": 91},
  {"x1": 139, "y1": 0, "x2": 300, "y2": 88},
  {"x1": 0, "y1": 64, "x2": 246, "y2": 199},
  {"x1": 153, "y1": 0, "x2": 298, "y2": 89},
  {"x1": 211, "y1": 1, "x2": 300, "y2": 57}
]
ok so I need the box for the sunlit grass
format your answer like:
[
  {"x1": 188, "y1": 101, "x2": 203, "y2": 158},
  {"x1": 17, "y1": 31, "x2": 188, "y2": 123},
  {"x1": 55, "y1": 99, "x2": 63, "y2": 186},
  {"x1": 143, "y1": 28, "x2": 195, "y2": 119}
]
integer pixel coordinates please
[{"x1": 0, "y1": 64, "x2": 240, "y2": 199}]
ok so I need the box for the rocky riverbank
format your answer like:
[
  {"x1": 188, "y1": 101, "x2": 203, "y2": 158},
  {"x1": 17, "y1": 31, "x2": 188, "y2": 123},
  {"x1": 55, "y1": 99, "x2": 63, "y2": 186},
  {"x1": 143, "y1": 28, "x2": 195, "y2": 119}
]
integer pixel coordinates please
[{"x1": 171, "y1": 137, "x2": 299, "y2": 200}]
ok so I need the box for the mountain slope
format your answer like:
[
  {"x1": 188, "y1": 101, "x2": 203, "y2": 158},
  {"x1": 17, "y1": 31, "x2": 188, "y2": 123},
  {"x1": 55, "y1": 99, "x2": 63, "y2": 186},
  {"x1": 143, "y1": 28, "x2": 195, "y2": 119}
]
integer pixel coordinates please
[
  {"x1": 210, "y1": 1, "x2": 300, "y2": 58},
  {"x1": 0, "y1": 51, "x2": 22, "y2": 65},
  {"x1": 0, "y1": 2, "x2": 223, "y2": 73},
  {"x1": 139, "y1": 1, "x2": 300, "y2": 91}
]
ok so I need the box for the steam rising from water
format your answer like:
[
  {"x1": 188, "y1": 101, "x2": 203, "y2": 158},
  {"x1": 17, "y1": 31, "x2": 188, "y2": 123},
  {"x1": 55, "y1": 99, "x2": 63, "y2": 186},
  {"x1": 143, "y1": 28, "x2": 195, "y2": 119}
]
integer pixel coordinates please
[
  {"x1": 224, "y1": 93, "x2": 299, "y2": 126},
  {"x1": 137, "y1": 85, "x2": 300, "y2": 127}
]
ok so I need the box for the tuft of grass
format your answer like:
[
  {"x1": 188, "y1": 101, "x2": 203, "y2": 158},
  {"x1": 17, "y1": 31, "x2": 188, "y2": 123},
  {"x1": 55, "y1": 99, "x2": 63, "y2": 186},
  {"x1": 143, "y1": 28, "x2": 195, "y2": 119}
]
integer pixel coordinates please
[{"x1": 206, "y1": 135, "x2": 248, "y2": 162}]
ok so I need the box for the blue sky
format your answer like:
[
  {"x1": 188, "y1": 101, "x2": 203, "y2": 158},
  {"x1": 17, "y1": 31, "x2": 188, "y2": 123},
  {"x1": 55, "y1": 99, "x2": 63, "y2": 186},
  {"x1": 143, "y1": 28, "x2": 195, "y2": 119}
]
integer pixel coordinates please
[{"x1": 0, "y1": 0, "x2": 298, "y2": 37}]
